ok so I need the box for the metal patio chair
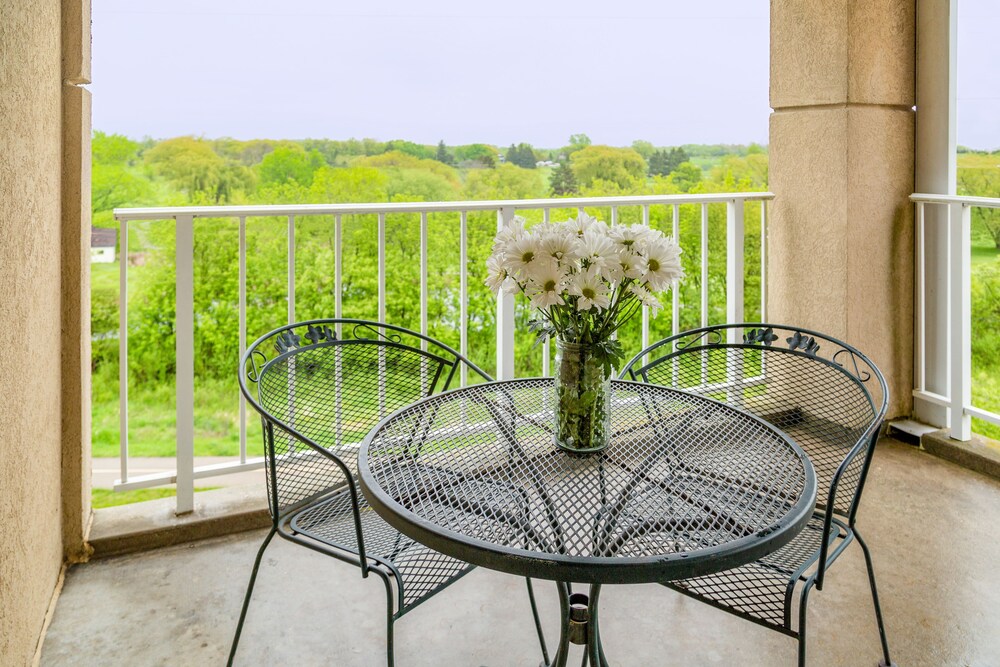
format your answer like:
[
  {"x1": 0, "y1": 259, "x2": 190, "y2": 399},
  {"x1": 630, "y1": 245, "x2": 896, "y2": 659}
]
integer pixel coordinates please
[
  {"x1": 619, "y1": 323, "x2": 894, "y2": 667},
  {"x1": 229, "y1": 318, "x2": 546, "y2": 666}
]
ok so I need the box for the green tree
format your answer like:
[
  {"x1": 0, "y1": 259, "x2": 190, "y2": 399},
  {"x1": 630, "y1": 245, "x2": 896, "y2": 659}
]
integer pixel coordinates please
[
  {"x1": 383, "y1": 139, "x2": 434, "y2": 160},
  {"x1": 959, "y1": 167, "x2": 1000, "y2": 248},
  {"x1": 669, "y1": 161, "x2": 703, "y2": 192},
  {"x1": 506, "y1": 143, "x2": 537, "y2": 169},
  {"x1": 144, "y1": 136, "x2": 253, "y2": 203},
  {"x1": 435, "y1": 140, "x2": 456, "y2": 166},
  {"x1": 567, "y1": 134, "x2": 592, "y2": 153},
  {"x1": 569, "y1": 145, "x2": 646, "y2": 190},
  {"x1": 256, "y1": 145, "x2": 325, "y2": 187},
  {"x1": 92, "y1": 131, "x2": 142, "y2": 165},
  {"x1": 549, "y1": 161, "x2": 578, "y2": 196},
  {"x1": 454, "y1": 144, "x2": 497, "y2": 167},
  {"x1": 309, "y1": 166, "x2": 389, "y2": 203},
  {"x1": 462, "y1": 163, "x2": 546, "y2": 200},
  {"x1": 631, "y1": 140, "x2": 655, "y2": 160}
]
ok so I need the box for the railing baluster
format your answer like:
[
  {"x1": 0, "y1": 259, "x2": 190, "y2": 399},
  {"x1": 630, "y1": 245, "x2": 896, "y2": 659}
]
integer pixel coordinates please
[
  {"x1": 378, "y1": 212, "x2": 386, "y2": 413},
  {"x1": 671, "y1": 204, "x2": 680, "y2": 388},
  {"x1": 497, "y1": 206, "x2": 516, "y2": 380},
  {"x1": 948, "y1": 201, "x2": 971, "y2": 440},
  {"x1": 334, "y1": 214, "x2": 342, "y2": 322},
  {"x1": 420, "y1": 212, "x2": 429, "y2": 347},
  {"x1": 726, "y1": 199, "x2": 745, "y2": 405},
  {"x1": 175, "y1": 214, "x2": 195, "y2": 515},
  {"x1": 542, "y1": 208, "x2": 550, "y2": 376},
  {"x1": 287, "y1": 215, "x2": 295, "y2": 324},
  {"x1": 460, "y1": 211, "x2": 468, "y2": 386},
  {"x1": 641, "y1": 205, "x2": 650, "y2": 355},
  {"x1": 760, "y1": 200, "x2": 767, "y2": 321},
  {"x1": 238, "y1": 216, "x2": 247, "y2": 465},
  {"x1": 916, "y1": 202, "x2": 925, "y2": 392},
  {"x1": 118, "y1": 219, "x2": 129, "y2": 485},
  {"x1": 700, "y1": 203, "x2": 709, "y2": 387}
]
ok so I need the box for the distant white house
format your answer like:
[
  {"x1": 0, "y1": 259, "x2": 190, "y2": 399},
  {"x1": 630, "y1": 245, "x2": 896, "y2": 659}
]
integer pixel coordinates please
[
  {"x1": 91, "y1": 227, "x2": 116, "y2": 263},
  {"x1": 535, "y1": 160, "x2": 560, "y2": 168}
]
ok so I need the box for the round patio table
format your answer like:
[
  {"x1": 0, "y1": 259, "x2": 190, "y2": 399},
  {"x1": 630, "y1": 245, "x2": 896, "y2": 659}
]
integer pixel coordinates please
[{"x1": 358, "y1": 378, "x2": 816, "y2": 666}]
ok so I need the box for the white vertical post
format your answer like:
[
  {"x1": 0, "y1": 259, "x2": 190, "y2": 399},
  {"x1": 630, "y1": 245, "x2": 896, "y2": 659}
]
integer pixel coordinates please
[
  {"x1": 287, "y1": 215, "x2": 295, "y2": 324},
  {"x1": 497, "y1": 207, "x2": 516, "y2": 380},
  {"x1": 760, "y1": 200, "x2": 768, "y2": 322},
  {"x1": 334, "y1": 214, "x2": 342, "y2": 322},
  {"x1": 238, "y1": 216, "x2": 247, "y2": 465},
  {"x1": 641, "y1": 205, "x2": 650, "y2": 353},
  {"x1": 948, "y1": 201, "x2": 971, "y2": 440},
  {"x1": 916, "y1": 203, "x2": 926, "y2": 391},
  {"x1": 459, "y1": 211, "x2": 468, "y2": 386},
  {"x1": 175, "y1": 214, "x2": 195, "y2": 515},
  {"x1": 700, "y1": 204, "x2": 709, "y2": 386},
  {"x1": 420, "y1": 212, "x2": 429, "y2": 347},
  {"x1": 726, "y1": 200, "x2": 745, "y2": 405},
  {"x1": 378, "y1": 213, "x2": 386, "y2": 324},
  {"x1": 118, "y1": 219, "x2": 129, "y2": 484},
  {"x1": 672, "y1": 205, "x2": 680, "y2": 337},
  {"x1": 542, "y1": 208, "x2": 550, "y2": 377},
  {"x1": 726, "y1": 199, "x2": 745, "y2": 334}
]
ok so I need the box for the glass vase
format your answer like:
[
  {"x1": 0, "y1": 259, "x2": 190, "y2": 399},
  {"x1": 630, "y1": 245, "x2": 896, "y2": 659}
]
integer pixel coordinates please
[{"x1": 553, "y1": 339, "x2": 612, "y2": 454}]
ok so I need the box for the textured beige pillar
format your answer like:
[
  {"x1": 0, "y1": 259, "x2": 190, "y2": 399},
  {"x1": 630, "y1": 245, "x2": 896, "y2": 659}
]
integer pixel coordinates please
[
  {"x1": 769, "y1": 0, "x2": 915, "y2": 418},
  {"x1": 61, "y1": 0, "x2": 93, "y2": 564}
]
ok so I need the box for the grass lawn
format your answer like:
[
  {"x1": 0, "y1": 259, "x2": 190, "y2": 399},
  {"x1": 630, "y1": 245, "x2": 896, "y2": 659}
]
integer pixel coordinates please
[
  {"x1": 93, "y1": 373, "x2": 245, "y2": 458},
  {"x1": 92, "y1": 487, "x2": 218, "y2": 509}
]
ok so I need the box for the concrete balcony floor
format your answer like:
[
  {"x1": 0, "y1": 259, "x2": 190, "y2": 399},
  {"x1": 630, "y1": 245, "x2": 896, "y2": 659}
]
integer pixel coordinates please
[{"x1": 41, "y1": 439, "x2": 1000, "y2": 666}]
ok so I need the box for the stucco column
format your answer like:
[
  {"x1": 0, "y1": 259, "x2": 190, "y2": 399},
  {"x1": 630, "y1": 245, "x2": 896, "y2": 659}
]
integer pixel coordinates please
[
  {"x1": 62, "y1": 0, "x2": 93, "y2": 562},
  {"x1": 769, "y1": 0, "x2": 915, "y2": 418}
]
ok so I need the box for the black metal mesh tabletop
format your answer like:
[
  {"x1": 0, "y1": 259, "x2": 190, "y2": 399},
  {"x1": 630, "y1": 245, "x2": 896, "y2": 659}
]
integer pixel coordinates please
[{"x1": 358, "y1": 379, "x2": 816, "y2": 585}]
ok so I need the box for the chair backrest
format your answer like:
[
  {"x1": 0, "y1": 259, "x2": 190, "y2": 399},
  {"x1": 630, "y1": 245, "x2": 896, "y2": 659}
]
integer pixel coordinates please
[
  {"x1": 619, "y1": 324, "x2": 888, "y2": 522},
  {"x1": 240, "y1": 318, "x2": 492, "y2": 518}
]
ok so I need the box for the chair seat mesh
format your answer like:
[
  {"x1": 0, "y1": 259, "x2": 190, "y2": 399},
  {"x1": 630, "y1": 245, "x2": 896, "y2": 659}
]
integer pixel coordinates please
[
  {"x1": 665, "y1": 514, "x2": 845, "y2": 631},
  {"x1": 290, "y1": 486, "x2": 471, "y2": 610}
]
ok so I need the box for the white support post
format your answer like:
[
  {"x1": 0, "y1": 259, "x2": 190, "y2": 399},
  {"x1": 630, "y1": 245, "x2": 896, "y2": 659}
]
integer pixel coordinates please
[
  {"x1": 459, "y1": 211, "x2": 469, "y2": 386},
  {"x1": 238, "y1": 216, "x2": 247, "y2": 465},
  {"x1": 497, "y1": 207, "x2": 516, "y2": 380},
  {"x1": 948, "y1": 201, "x2": 972, "y2": 440},
  {"x1": 175, "y1": 214, "x2": 195, "y2": 515},
  {"x1": 118, "y1": 219, "x2": 129, "y2": 484},
  {"x1": 287, "y1": 215, "x2": 295, "y2": 324},
  {"x1": 726, "y1": 200, "x2": 745, "y2": 405}
]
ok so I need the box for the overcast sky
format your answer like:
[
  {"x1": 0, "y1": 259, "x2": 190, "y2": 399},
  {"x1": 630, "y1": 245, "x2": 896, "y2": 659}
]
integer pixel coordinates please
[{"x1": 91, "y1": 0, "x2": 999, "y2": 149}]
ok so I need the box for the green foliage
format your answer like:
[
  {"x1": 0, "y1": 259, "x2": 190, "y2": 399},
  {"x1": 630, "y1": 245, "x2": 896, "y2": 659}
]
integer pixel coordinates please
[
  {"x1": 630, "y1": 140, "x2": 655, "y2": 160},
  {"x1": 256, "y1": 145, "x2": 325, "y2": 187},
  {"x1": 93, "y1": 131, "x2": 143, "y2": 165},
  {"x1": 435, "y1": 140, "x2": 456, "y2": 166},
  {"x1": 570, "y1": 145, "x2": 646, "y2": 190},
  {"x1": 383, "y1": 139, "x2": 434, "y2": 160},
  {"x1": 668, "y1": 162, "x2": 703, "y2": 192},
  {"x1": 549, "y1": 161, "x2": 578, "y2": 196},
  {"x1": 648, "y1": 147, "x2": 690, "y2": 177},
  {"x1": 959, "y1": 166, "x2": 1000, "y2": 249},
  {"x1": 462, "y1": 163, "x2": 546, "y2": 200},
  {"x1": 565, "y1": 134, "x2": 592, "y2": 156},
  {"x1": 144, "y1": 137, "x2": 254, "y2": 203},
  {"x1": 454, "y1": 143, "x2": 497, "y2": 167},
  {"x1": 505, "y1": 143, "x2": 537, "y2": 169}
]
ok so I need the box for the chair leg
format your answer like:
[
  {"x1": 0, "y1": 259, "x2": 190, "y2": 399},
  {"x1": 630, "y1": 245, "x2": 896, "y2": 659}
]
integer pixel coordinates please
[
  {"x1": 228, "y1": 526, "x2": 277, "y2": 667},
  {"x1": 798, "y1": 575, "x2": 817, "y2": 667},
  {"x1": 372, "y1": 568, "x2": 397, "y2": 667},
  {"x1": 525, "y1": 578, "x2": 550, "y2": 666},
  {"x1": 855, "y1": 530, "x2": 896, "y2": 667}
]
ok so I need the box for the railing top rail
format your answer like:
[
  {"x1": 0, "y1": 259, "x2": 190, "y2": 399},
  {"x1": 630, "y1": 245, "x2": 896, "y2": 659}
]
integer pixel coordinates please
[
  {"x1": 114, "y1": 192, "x2": 774, "y2": 222},
  {"x1": 910, "y1": 192, "x2": 1000, "y2": 208}
]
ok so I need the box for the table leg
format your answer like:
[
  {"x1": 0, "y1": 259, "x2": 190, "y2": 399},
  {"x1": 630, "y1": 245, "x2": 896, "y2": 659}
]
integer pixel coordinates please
[{"x1": 546, "y1": 582, "x2": 609, "y2": 667}]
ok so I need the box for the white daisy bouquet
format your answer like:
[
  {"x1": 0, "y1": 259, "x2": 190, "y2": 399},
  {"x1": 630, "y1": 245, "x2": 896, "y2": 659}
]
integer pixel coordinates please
[{"x1": 486, "y1": 212, "x2": 684, "y2": 374}]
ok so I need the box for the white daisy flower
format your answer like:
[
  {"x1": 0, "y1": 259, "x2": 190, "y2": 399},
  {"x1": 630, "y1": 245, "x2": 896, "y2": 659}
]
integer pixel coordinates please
[
  {"x1": 606, "y1": 249, "x2": 643, "y2": 284},
  {"x1": 561, "y1": 212, "x2": 598, "y2": 238},
  {"x1": 608, "y1": 223, "x2": 650, "y2": 254},
  {"x1": 629, "y1": 283, "x2": 663, "y2": 316},
  {"x1": 642, "y1": 237, "x2": 685, "y2": 291},
  {"x1": 527, "y1": 263, "x2": 568, "y2": 309},
  {"x1": 569, "y1": 269, "x2": 611, "y2": 312},
  {"x1": 540, "y1": 230, "x2": 581, "y2": 265},
  {"x1": 578, "y1": 230, "x2": 617, "y2": 271},
  {"x1": 506, "y1": 235, "x2": 551, "y2": 277},
  {"x1": 492, "y1": 215, "x2": 527, "y2": 252},
  {"x1": 484, "y1": 254, "x2": 508, "y2": 295}
]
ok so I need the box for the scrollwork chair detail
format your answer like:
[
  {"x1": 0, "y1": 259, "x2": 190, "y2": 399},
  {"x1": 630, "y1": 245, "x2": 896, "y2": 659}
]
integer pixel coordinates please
[
  {"x1": 229, "y1": 319, "x2": 543, "y2": 667},
  {"x1": 620, "y1": 323, "x2": 894, "y2": 667}
]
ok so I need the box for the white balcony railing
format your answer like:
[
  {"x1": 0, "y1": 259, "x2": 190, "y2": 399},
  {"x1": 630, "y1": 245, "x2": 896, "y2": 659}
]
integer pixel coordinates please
[
  {"x1": 912, "y1": 193, "x2": 1000, "y2": 441},
  {"x1": 113, "y1": 193, "x2": 772, "y2": 514}
]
